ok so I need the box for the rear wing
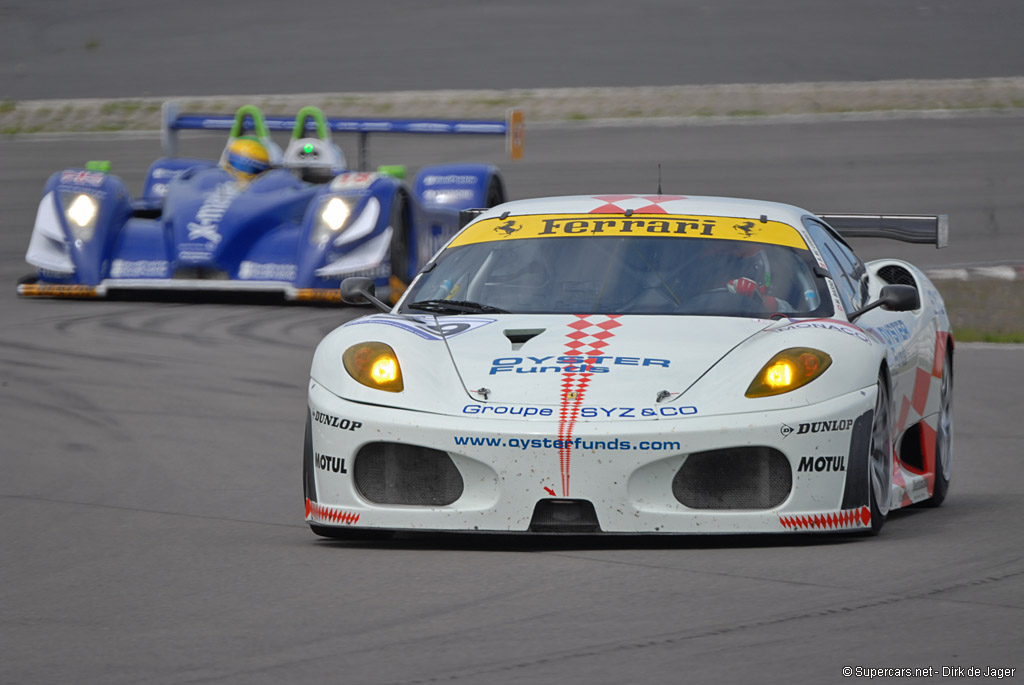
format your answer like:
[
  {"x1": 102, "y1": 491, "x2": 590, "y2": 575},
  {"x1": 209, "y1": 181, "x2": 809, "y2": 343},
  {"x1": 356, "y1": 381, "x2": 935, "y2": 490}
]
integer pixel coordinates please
[
  {"x1": 160, "y1": 101, "x2": 524, "y2": 170},
  {"x1": 817, "y1": 213, "x2": 948, "y2": 248}
]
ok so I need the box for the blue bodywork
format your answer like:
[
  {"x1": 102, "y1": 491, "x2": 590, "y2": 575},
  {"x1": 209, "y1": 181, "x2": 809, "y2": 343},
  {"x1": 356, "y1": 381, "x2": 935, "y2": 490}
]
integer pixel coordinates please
[{"x1": 20, "y1": 104, "x2": 518, "y2": 302}]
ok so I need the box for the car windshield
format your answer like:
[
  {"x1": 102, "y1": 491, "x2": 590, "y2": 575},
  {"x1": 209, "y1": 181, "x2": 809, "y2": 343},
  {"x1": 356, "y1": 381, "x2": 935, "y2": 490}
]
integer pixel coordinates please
[{"x1": 400, "y1": 214, "x2": 833, "y2": 317}]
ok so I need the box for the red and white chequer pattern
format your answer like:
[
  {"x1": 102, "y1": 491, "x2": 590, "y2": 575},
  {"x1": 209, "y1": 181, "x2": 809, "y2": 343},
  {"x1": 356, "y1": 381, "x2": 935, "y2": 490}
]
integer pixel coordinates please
[
  {"x1": 306, "y1": 498, "x2": 360, "y2": 525},
  {"x1": 892, "y1": 330, "x2": 951, "y2": 505},
  {"x1": 587, "y1": 194, "x2": 688, "y2": 214},
  {"x1": 556, "y1": 315, "x2": 622, "y2": 495},
  {"x1": 779, "y1": 506, "x2": 871, "y2": 531}
]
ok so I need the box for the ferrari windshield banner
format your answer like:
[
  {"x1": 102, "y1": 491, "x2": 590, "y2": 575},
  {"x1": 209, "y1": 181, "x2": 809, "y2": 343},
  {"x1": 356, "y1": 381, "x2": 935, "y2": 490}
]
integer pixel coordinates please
[{"x1": 452, "y1": 214, "x2": 809, "y2": 250}]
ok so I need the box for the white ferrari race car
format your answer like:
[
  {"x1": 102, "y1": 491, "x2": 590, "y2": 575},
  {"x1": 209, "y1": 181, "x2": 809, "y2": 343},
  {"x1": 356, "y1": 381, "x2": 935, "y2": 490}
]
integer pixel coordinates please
[{"x1": 304, "y1": 194, "x2": 953, "y2": 536}]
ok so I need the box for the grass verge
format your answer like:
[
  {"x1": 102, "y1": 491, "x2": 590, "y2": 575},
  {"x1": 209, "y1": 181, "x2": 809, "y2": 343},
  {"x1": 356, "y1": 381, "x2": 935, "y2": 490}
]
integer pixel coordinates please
[{"x1": 934, "y1": 278, "x2": 1024, "y2": 343}]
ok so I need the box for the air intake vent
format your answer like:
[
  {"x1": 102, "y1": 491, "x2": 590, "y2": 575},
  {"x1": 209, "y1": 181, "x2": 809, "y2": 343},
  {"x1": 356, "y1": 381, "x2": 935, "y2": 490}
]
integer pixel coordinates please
[
  {"x1": 504, "y1": 328, "x2": 544, "y2": 346},
  {"x1": 877, "y1": 264, "x2": 917, "y2": 287},
  {"x1": 354, "y1": 443, "x2": 464, "y2": 505},
  {"x1": 529, "y1": 499, "x2": 600, "y2": 532},
  {"x1": 673, "y1": 447, "x2": 792, "y2": 510},
  {"x1": 173, "y1": 267, "x2": 229, "y2": 280}
]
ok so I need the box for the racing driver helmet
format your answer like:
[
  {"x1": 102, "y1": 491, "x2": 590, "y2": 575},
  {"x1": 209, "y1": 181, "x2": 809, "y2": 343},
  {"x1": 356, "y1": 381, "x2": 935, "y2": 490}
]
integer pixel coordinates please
[
  {"x1": 729, "y1": 242, "x2": 771, "y2": 287},
  {"x1": 223, "y1": 136, "x2": 271, "y2": 181},
  {"x1": 718, "y1": 241, "x2": 788, "y2": 311},
  {"x1": 699, "y1": 240, "x2": 771, "y2": 289}
]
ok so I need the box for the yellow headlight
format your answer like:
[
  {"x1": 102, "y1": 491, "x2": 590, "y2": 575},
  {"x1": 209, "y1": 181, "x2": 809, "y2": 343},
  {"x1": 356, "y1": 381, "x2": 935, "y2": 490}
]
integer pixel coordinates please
[
  {"x1": 745, "y1": 348, "x2": 832, "y2": 398},
  {"x1": 343, "y1": 342, "x2": 404, "y2": 392}
]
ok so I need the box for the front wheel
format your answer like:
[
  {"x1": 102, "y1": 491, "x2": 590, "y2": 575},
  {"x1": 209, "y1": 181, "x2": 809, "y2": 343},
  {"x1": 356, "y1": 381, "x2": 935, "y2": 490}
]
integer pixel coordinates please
[{"x1": 867, "y1": 371, "x2": 893, "y2": 535}]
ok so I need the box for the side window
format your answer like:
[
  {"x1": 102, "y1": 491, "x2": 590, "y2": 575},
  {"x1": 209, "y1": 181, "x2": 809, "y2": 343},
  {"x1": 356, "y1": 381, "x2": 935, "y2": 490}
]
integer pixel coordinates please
[
  {"x1": 833, "y1": 237, "x2": 869, "y2": 306},
  {"x1": 801, "y1": 218, "x2": 867, "y2": 313}
]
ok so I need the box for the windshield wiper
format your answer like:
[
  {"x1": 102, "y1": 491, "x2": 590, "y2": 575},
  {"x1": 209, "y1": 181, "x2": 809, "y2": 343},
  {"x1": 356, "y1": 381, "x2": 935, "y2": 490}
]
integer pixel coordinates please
[{"x1": 407, "y1": 299, "x2": 509, "y2": 314}]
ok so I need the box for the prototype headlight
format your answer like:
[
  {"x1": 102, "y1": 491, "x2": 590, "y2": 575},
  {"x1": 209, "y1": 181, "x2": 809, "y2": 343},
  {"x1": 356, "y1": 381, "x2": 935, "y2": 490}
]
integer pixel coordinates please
[
  {"x1": 322, "y1": 197, "x2": 351, "y2": 230},
  {"x1": 309, "y1": 196, "x2": 358, "y2": 247},
  {"x1": 343, "y1": 342, "x2": 404, "y2": 392},
  {"x1": 745, "y1": 348, "x2": 832, "y2": 398},
  {"x1": 61, "y1": 192, "x2": 98, "y2": 241}
]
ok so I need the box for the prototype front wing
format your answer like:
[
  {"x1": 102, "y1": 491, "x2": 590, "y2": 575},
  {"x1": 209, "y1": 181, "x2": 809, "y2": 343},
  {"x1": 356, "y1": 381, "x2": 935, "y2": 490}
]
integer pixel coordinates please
[{"x1": 304, "y1": 380, "x2": 879, "y2": 534}]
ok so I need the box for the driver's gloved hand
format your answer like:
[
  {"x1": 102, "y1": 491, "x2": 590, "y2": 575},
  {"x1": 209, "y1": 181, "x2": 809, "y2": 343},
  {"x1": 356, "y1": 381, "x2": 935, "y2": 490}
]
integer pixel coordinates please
[{"x1": 727, "y1": 277, "x2": 779, "y2": 311}]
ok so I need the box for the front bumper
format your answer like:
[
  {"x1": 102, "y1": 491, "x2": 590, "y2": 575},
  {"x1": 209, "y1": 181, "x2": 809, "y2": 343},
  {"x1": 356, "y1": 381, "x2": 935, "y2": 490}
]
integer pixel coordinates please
[
  {"x1": 305, "y1": 380, "x2": 876, "y2": 534},
  {"x1": 16, "y1": 278, "x2": 347, "y2": 303}
]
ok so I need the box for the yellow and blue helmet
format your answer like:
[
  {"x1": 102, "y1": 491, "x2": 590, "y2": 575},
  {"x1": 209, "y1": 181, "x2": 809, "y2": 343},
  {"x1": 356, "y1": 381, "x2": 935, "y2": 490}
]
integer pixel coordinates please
[{"x1": 223, "y1": 136, "x2": 270, "y2": 180}]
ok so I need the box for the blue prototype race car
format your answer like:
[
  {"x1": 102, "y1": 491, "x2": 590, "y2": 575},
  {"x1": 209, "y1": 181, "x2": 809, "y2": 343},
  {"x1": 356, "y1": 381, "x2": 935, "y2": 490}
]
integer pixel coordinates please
[{"x1": 18, "y1": 103, "x2": 523, "y2": 302}]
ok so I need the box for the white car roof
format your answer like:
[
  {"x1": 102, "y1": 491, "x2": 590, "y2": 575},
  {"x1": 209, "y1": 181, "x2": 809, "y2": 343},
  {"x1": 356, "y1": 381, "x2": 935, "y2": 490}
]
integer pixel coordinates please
[{"x1": 479, "y1": 194, "x2": 813, "y2": 226}]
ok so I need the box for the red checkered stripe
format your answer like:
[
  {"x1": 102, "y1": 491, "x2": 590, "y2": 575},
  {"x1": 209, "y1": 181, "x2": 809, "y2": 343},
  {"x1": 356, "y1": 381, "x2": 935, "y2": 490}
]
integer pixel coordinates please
[
  {"x1": 556, "y1": 315, "x2": 623, "y2": 496},
  {"x1": 305, "y1": 498, "x2": 360, "y2": 525},
  {"x1": 891, "y1": 460, "x2": 910, "y2": 507},
  {"x1": 779, "y1": 506, "x2": 871, "y2": 531},
  {"x1": 893, "y1": 330, "x2": 951, "y2": 502},
  {"x1": 588, "y1": 194, "x2": 688, "y2": 214}
]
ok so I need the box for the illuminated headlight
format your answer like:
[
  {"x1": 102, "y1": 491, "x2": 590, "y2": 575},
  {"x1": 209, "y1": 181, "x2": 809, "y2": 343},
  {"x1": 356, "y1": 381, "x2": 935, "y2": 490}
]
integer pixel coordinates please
[
  {"x1": 309, "y1": 196, "x2": 358, "y2": 247},
  {"x1": 322, "y1": 197, "x2": 350, "y2": 230},
  {"x1": 61, "y1": 192, "x2": 98, "y2": 241},
  {"x1": 343, "y1": 342, "x2": 404, "y2": 392},
  {"x1": 745, "y1": 348, "x2": 832, "y2": 398}
]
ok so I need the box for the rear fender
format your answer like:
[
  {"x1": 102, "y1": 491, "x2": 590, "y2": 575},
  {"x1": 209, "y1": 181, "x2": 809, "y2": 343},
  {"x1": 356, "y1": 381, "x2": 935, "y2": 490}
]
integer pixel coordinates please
[{"x1": 414, "y1": 163, "x2": 503, "y2": 211}]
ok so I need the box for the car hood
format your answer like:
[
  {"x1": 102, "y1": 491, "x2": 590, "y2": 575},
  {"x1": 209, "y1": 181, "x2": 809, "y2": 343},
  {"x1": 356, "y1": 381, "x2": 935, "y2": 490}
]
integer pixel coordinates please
[
  {"x1": 442, "y1": 314, "x2": 771, "y2": 408},
  {"x1": 163, "y1": 167, "x2": 317, "y2": 268}
]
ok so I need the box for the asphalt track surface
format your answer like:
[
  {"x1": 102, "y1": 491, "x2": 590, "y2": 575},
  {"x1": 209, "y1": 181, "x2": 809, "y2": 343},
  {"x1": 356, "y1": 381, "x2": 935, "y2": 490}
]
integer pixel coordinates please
[
  {"x1": 4, "y1": 3, "x2": 1024, "y2": 681},
  {"x1": 2, "y1": 115, "x2": 1024, "y2": 684},
  {"x1": 4, "y1": 0, "x2": 1024, "y2": 100}
]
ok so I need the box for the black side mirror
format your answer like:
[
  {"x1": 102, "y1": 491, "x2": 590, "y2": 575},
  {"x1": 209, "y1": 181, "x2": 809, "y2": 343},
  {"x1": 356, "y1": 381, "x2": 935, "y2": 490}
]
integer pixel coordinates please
[
  {"x1": 339, "y1": 277, "x2": 391, "y2": 313},
  {"x1": 459, "y1": 208, "x2": 487, "y2": 229},
  {"x1": 879, "y1": 284, "x2": 920, "y2": 312},
  {"x1": 848, "y1": 284, "x2": 920, "y2": 322}
]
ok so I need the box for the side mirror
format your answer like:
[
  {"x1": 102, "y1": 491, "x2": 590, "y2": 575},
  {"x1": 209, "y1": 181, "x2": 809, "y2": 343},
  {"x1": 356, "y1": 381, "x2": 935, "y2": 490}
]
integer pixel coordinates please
[
  {"x1": 848, "y1": 284, "x2": 919, "y2": 322},
  {"x1": 879, "y1": 284, "x2": 920, "y2": 312},
  {"x1": 458, "y1": 208, "x2": 486, "y2": 229},
  {"x1": 340, "y1": 277, "x2": 391, "y2": 313}
]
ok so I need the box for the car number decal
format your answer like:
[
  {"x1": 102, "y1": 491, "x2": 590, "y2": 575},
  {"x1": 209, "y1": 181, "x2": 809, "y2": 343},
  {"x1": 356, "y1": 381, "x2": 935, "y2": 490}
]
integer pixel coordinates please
[
  {"x1": 343, "y1": 314, "x2": 495, "y2": 340},
  {"x1": 329, "y1": 172, "x2": 380, "y2": 191}
]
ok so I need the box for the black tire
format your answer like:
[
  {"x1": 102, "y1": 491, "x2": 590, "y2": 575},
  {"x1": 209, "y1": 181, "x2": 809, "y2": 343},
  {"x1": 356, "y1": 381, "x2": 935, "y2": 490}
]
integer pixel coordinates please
[
  {"x1": 388, "y1": 191, "x2": 411, "y2": 302},
  {"x1": 925, "y1": 348, "x2": 954, "y2": 507},
  {"x1": 302, "y1": 413, "x2": 316, "y2": 504},
  {"x1": 485, "y1": 175, "x2": 506, "y2": 207},
  {"x1": 867, "y1": 370, "x2": 894, "y2": 535}
]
